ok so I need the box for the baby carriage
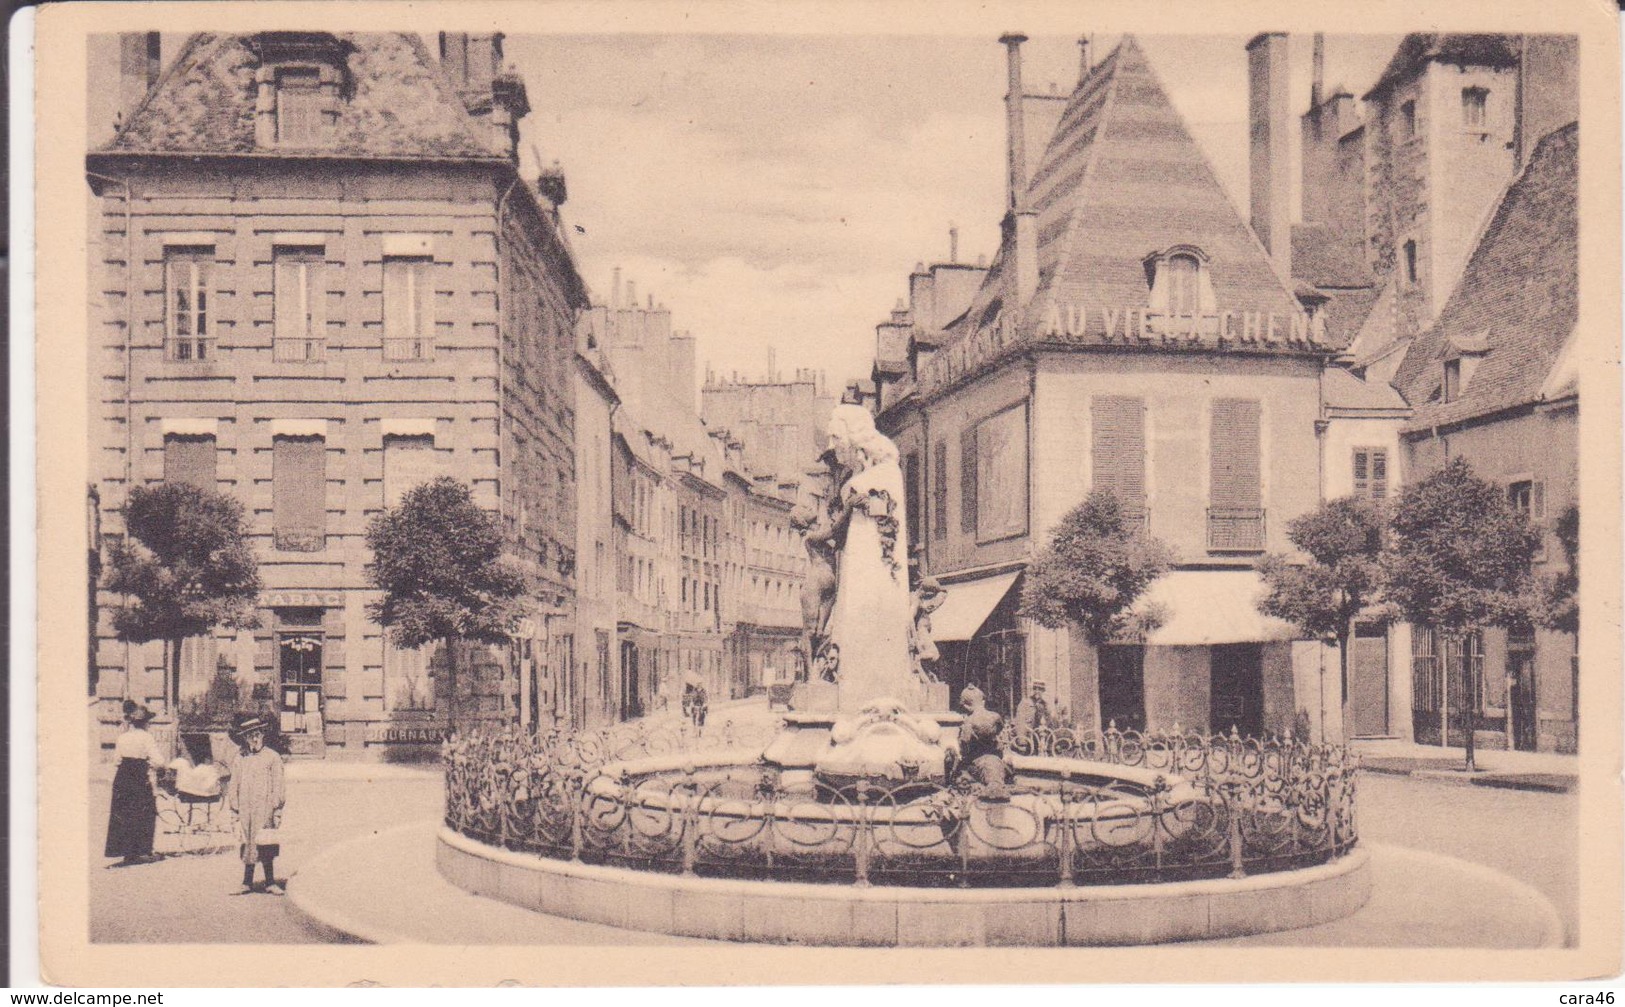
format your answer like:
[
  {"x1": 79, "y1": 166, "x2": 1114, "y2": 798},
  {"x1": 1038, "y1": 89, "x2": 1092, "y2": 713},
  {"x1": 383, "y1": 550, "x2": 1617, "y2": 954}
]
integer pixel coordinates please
[{"x1": 155, "y1": 735, "x2": 235, "y2": 854}]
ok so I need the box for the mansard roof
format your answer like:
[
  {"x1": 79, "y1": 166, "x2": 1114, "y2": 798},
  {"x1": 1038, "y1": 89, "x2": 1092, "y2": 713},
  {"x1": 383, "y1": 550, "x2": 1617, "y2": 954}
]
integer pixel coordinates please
[
  {"x1": 943, "y1": 36, "x2": 1306, "y2": 362},
  {"x1": 1393, "y1": 123, "x2": 1578, "y2": 428},
  {"x1": 100, "y1": 32, "x2": 498, "y2": 160}
]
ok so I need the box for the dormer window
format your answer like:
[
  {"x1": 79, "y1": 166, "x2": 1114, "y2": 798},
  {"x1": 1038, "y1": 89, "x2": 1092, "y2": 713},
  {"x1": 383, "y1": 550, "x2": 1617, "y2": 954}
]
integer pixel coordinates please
[
  {"x1": 1143, "y1": 245, "x2": 1216, "y2": 334},
  {"x1": 276, "y1": 68, "x2": 324, "y2": 144},
  {"x1": 248, "y1": 33, "x2": 348, "y2": 149},
  {"x1": 1400, "y1": 99, "x2": 1418, "y2": 139},
  {"x1": 1442, "y1": 358, "x2": 1461, "y2": 402}
]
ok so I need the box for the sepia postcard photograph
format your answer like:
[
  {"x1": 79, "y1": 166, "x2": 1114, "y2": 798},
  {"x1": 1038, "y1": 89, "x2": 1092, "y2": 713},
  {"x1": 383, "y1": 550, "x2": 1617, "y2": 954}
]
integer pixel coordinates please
[{"x1": 22, "y1": 0, "x2": 1624, "y2": 989}]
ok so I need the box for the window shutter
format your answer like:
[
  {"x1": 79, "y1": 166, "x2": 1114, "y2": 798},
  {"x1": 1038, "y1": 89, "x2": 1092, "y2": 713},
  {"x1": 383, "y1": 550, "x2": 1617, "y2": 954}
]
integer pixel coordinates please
[
  {"x1": 1352, "y1": 449, "x2": 1369, "y2": 497},
  {"x1": 959, "y1": 428, "x2": 978, "y2": 534},
  {"x1": 1091, "y1": 396, "x2": 1146, "y2": 514},
  {"x1": 274, "y1": 258, "x2": 300, "y2": 342},
  {"x1": 273, "y1": 435, "x2": 326, "y2": 549},
  {"x1": 163, "y1": 434, "x2": 217, "y2": 489},
  {"x1": 383, "y1": 434, "x2": 436, "y2": 509},
  {"x1": 417, "y1": 261, "x2": 436, "y2": 343},
  {"x1": 1209, "y1": 399, "x2": 1262, "y2": 509},
  {"x1": 904, "y1": 451, "x2": 921, "y2": 543},
  {"x1": 383, "y1": 259, "x2": 408, "y2": 340},
  {"x1": 1372, "y1": 450, "x2": 1388, "y2": 499},
  {"x1": 307, "y1": 258, "x2": 326, "y2": 341},
  {"x1": 932, "y1": 440, "x2": 948, "y2": 540},
  {"x1": 1532, "y1": 481, "x2": 1546, "y2": 521}
]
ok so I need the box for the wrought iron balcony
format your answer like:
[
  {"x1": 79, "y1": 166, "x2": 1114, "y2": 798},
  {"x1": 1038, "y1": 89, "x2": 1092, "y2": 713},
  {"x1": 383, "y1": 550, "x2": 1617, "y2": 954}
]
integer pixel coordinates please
[
  {"x1": 1207, "y1": 507, "x2": 1266, "y2": 552},
  {"x1": 383, "y1": 335, "x2": 434, "y2": 361},
  {"x1": 274, "y1": 527, "x2": 325, "y2": 552},
  {"x1": 164, "y1": 335, "x2": 216, "y2": 362},
  {"x1": 273, "y1": 337, "x2": 326, "y2": 362}
]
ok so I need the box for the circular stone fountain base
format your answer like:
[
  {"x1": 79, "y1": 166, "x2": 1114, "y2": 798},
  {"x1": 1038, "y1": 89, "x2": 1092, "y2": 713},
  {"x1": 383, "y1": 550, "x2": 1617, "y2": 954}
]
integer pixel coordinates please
[{"x1": 437, "y1": 827, "x2": 1373, "y2": 946}]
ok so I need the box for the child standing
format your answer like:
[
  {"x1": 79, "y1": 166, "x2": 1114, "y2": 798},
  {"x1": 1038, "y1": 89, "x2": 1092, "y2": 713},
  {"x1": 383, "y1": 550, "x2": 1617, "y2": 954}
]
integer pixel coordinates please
[{"x1": 226, "y1": 713, "x2": 286, "y2": 894}]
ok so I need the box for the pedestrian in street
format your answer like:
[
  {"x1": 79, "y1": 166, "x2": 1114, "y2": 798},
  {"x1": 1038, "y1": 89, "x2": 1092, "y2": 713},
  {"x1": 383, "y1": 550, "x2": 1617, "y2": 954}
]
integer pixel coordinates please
[
  {"x1": 226, "y1": 713, "x2": 286, "y2": 894},
  {"x1": 681, "y1": 671, "x2": 709, "y2": 731},
  {"x1": 1013, "y1": 680, "x2": 1057, "y2": 736},
  {"x1": 954, "y1": 686, "x2": 1011, "y2": 799},
  {"x1": 104, "y1": 701, "x2": 161, "y2": 867}
]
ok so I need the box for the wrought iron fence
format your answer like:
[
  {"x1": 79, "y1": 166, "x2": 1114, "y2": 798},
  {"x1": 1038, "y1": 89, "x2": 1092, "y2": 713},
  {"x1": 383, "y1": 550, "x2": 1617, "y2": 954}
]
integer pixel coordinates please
[{"x1": 443, "y1": 720, "x2": 1358, "y2": 889}]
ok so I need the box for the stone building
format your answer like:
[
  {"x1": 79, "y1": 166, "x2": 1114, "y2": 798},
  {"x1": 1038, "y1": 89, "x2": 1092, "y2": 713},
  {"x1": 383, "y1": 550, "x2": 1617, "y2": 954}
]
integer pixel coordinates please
[
  {"x1": 700, "y1": 366, "x2": 835, "y2": 490},
  {"x1": 872, "y1": 35, "x2": 1339, "y2": 735},
  {"x1": 1390, "y1": 123, "x2": 1579, "y2": 753},
  {"x1": 86, "y1": 31, "x2": 587, "y2": 758}
]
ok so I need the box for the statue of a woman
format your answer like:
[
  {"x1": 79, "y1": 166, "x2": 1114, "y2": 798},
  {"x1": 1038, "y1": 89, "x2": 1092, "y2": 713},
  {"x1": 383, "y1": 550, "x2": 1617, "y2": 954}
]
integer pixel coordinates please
[{"x1": 822, "y1": 405, "x2": 916, "y2": 710}]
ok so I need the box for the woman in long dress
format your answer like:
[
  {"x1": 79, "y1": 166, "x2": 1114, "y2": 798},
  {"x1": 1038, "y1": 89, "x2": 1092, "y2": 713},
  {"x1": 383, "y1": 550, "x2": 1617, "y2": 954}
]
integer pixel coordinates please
[
  {"x1": 104, "y1": 701, "x2": 160, "y2": 866},
  {"x1": 823, "y1": 405, "x2": 915, "y2": 710},
  {"x1": 226, "y1": 713, "x2": 286, "y2": 894}
]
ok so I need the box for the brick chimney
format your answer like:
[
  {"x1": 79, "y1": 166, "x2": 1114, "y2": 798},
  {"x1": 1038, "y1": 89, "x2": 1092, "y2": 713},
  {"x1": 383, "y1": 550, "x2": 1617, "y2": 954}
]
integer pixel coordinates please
[
  {"x1": 1000, "y1": 33, "x2": 1039, "y2": 309},
  {"x1": 440, "y1": 32, "x2": 528, "y2": 158},
  {"x1": 116, "y1": 32, "x2": 161, "y2": 134},
  {"x1": 1246, "y1": 33, "x2": 1292, "y2": 282}
]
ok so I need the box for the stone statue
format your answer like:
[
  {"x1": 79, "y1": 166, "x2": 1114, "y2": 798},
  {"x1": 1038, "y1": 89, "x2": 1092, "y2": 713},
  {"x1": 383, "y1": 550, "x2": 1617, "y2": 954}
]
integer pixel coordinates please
[
  {"x1": 907, "y1": 548, "x2": 947, "y2": 682},
  {"x1": 791, "y1": 450, "x2": 842, "y2": 682},
  {"x1": 821, "y1": 405, "x2": 914, "y2": 711}
]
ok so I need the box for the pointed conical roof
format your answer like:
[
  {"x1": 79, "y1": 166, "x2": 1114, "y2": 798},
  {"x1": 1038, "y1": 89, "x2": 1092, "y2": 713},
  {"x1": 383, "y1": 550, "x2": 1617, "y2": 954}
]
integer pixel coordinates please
[
  {"x1": 100, "y1": 32, "x2": 498, "y2": 160},
  {"x1": 945, "y1": 36, "x2": 1305, "y2": 358}
]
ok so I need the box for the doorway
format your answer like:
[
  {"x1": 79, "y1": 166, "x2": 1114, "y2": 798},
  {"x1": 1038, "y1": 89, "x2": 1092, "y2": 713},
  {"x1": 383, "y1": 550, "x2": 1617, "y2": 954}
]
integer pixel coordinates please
[
  {"x1": 1348, "y1": 622, "x2": 1391, "y2": 737},
  {"x1": 277, "y1": 631, "x2": 323, "y2": 732},
  {"x1": 1097, "y1": 644, "x2": 1146, "y2": 734},
  {"x1": 1209, "y1": 643, "x2": 1264, "y2": 738},
  {"x1": 1508, "y1": 632, "x2": 1538, "y2": 752}
]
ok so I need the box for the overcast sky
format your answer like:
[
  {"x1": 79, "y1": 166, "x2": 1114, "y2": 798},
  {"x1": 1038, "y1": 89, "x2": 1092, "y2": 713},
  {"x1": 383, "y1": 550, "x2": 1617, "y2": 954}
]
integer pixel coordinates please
[{"x1": 509, "y1": 33, "x2": 1403, "y2": 389}]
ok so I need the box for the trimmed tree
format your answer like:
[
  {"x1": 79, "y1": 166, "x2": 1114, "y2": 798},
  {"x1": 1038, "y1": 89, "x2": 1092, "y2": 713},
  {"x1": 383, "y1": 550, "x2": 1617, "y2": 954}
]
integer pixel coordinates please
[
  {"x1": 1543, "y1": 503, "x2": 1579, "y2": 636},
  {"x1": 1020, "y1": 489, "x2": 1176, "y2": 648},
  {"x1": 102, "y1": 483, "x2": 263, "y2": 717},
  {"x1": 1381, "y1": 457, "x2": 1543, "y2": 771},
  {"x1": 365, "y1": 477, "x2": 528, "y2": 733},
  {"x1": 1256, "y1": 495, "x2": 1386, "y2": 739}
]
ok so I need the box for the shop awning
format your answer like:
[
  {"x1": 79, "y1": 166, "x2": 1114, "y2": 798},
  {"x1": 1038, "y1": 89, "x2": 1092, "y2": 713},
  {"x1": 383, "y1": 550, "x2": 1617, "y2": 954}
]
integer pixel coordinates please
[
  {"x1": 930, "y1": 571, "x2": 1022, "y2": 643},
  {"x1": 1135, "y1": 570, "x2": 1299, "y2": 646}
]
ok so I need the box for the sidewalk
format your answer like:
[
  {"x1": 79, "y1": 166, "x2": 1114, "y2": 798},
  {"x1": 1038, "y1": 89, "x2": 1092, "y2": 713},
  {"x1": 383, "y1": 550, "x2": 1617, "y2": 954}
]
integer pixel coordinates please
[{"x1": 1349, "y1": 738, "x2": 1579, "y2": 793}]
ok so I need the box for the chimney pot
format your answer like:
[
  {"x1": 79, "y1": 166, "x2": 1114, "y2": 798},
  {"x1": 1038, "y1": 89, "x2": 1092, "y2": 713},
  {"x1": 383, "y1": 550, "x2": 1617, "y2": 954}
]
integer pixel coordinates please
[
  {"x1": 116, "y1": 32, "x2": 161, "y2": 134},
  {"x1": 1247, "y1": 32, "x2": 1293, "y2": 282},
  {"x1": 1077, "y1": 36, "x2": 1092, "y2": 84},
  {"x1": 1000, "y1": 33, "x2": 1030, "y2": 212}
]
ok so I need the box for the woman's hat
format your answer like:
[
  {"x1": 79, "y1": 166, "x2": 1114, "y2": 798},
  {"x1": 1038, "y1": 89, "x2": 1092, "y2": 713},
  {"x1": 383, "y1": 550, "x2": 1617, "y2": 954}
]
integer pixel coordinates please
[
  {"x1": 229, "y1": 713, "x2": 268, "y2": 738},
  {"x1": 126, "y1": 704, "x2": 155, "y2": 725}
]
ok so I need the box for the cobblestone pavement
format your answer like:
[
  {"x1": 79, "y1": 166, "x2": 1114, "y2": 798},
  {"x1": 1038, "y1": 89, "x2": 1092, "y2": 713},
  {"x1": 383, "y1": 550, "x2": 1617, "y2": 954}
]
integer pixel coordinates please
[{"x1": 89, "y1": 770, "x2": 442, "y2": 943}]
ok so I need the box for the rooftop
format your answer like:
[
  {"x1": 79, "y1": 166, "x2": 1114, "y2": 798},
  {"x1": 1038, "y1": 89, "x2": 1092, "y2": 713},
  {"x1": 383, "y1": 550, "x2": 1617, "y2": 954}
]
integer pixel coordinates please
[
  {"x1": 1393, "y1": 122, "x2": 1578, "y2": 429},
  {"x1": 99, "y1": 32, "x2": 499, "y2": 160}
]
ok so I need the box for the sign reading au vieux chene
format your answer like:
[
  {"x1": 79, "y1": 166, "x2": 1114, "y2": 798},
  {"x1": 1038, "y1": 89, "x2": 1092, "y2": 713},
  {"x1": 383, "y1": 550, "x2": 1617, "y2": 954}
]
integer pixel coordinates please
[{"x1": 920, "y1": 303, "x2": 1326, "y2": 395}]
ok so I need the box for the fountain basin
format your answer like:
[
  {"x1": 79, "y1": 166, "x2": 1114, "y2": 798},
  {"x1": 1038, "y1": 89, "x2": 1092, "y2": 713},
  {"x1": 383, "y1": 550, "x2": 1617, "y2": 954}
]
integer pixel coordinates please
[{"x1": 437, "y1": 825, "x2": 1372, "y2": 946}]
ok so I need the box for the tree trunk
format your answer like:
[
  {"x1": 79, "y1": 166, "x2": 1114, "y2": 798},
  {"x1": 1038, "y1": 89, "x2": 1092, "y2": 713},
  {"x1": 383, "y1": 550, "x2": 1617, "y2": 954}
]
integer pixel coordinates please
[
  {"x1": 1462, "y1": 631, "x2": 1477, "y2": 772},
  {"x1": 169, "y1": 636, "x2": 184, "y2": 722},
  {"x1": 446, "y1": 637, "x2": 459, "y2": 736}
]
